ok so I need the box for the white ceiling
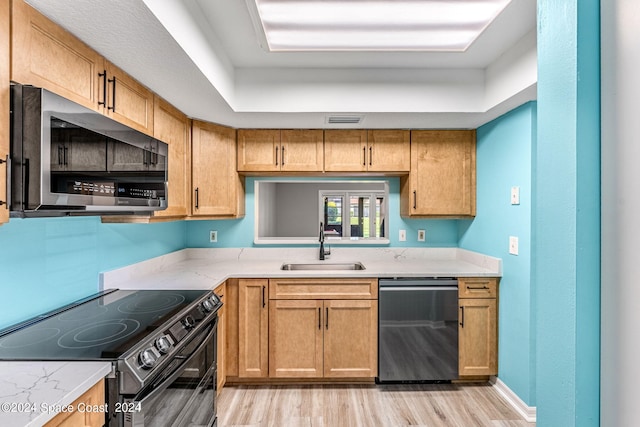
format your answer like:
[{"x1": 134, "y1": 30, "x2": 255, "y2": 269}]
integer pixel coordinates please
[{"x1": 25, "y1": 0, "x2": 537, "y2": 129}]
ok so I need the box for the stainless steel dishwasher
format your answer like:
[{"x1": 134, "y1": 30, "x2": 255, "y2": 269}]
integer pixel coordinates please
[{"x1": 377, "y1": 278, "x2": 459, "y2": 383}]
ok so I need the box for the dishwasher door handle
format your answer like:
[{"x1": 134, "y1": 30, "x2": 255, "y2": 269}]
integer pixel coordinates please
[{"x1": 379, "y1": 286, "x2": 459, "y2": 292}]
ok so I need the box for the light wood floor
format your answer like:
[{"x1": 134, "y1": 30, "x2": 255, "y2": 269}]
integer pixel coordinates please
[{"x1": 216, "y1": 383, "x2": 536, "y2": 427}]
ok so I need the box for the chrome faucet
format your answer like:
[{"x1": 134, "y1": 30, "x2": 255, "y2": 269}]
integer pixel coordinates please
[{"x1": 319, "y1": 222, "x2": 330, "y2": 260}]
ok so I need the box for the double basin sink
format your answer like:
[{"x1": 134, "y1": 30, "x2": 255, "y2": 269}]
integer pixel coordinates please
[{"x1": 280, "y1": 262, "x2": 366, "y2": 271}]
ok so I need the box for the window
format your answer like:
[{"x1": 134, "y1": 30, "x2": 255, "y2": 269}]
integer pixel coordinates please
[
  {"x1": 320, "y1": 191, "x2": 386, "y2": 240},
  {"x1": 254, "y1": 180, "x2": 389, "y2": 244}
]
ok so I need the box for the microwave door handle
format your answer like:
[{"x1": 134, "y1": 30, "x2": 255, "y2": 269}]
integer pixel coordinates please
[
  {"x1": 0, "y1": 155, "x2": 8, "y2": 209},
  {"x1": 135, "y1": 325, "x2": 215, "y2": 405}
]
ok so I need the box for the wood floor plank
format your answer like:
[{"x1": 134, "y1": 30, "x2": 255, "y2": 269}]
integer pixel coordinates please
[{"x1": 216, "y1": 383, "x2": 535, "y2": 427}]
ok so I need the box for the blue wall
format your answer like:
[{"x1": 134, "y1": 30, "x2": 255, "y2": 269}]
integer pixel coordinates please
[
  {"x1": 535, "y1": 0, "x2": 601, "y2": 425},
  {"x1": 459, "y1": 102, "x2": 537, "y2": 405},
  {"x1": 0, "y1": 217, "x2": 186, "y2": 329},
  {"x1": 186, "y1": 177, "x2": 460, "y2": 248}
]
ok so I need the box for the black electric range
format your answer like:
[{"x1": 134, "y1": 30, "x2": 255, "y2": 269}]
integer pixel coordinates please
[{"x1": 0, "y1": 289, "x2": 222, "y2": 427}]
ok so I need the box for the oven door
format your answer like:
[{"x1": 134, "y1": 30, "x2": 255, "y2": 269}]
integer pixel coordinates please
[{"x1": 121, "y1": 318, "x2": 217, "y2": 427}]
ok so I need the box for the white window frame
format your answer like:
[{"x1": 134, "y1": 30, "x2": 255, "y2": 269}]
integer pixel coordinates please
[{"x1": 319, "y1": 190, "x2": 386, "y2": 240}]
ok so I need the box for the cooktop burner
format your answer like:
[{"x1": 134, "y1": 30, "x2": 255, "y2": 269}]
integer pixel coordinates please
[{"x1": 0, "y1": 289, "x2": 210, "y2": 360}]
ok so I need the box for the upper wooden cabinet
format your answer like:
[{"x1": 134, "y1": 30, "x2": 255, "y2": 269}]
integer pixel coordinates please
[
  {"x1": 11, "y1": 0, "x2": 102, "y2": 109},
  {"x1": 152, "y1": 96, "x2": 189, "y2": 219},
  {"x1": 237, "y1": 129, "x2": 323, "y2": 172},
  {"x1": 191, "y1": 121, "x2": 245, "y2": 218},
  {"x1": 11, "y1": 0, "x2": 154, "y2": 135},
  {"x1": 101, "y1": 61, "x2": 154, "y2": 135},
  {"x1": 0, "y1": 0, "x2": 9, "y2": 225},
  {"x1": 324, "y1": 130, "x2": 367, "y2": 172},
  {"x1": 324, "y1": 129, "x2": 410, "y2": 173},
  {"x1": 366, "y1": 130, "x2": 411, "y2": 172},
  {"x1": 401, "y1": 130, "x2": 476, "y2": 217}
]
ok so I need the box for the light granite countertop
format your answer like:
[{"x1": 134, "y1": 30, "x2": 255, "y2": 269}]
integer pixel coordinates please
[
  {"x1": 0, "y1": 361, "x2": 112, "y2": 426},
  {"x1": 0, "y1": 246, "x2": 500, "y2": 426},
  {"x1": 101, "y1": 247, "x2": 501, "y2": 291}
]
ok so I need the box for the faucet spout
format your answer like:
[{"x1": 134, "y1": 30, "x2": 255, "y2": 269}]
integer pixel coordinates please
[{"x1": 319, "y1": 222, "x2": 329, "y2": 260}]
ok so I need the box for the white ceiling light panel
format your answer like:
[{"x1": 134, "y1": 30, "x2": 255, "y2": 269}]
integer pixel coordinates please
[{"x1": 249, "y1": 0, "x2": 512, "y2": 51}]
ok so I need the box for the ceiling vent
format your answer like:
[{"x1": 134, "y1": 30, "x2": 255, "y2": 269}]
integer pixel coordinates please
[{"x1": 325, "y1": 115, "x2": 364, "y2": 125}]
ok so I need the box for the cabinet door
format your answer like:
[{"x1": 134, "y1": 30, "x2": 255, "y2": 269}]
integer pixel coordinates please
[
  {"x1": 214, "y1": 283, "x2": 226, "y2": 395},
  {"x1": 269, "y1": 299, "x2": 324, "y2": 378},
  {"x1": 11, "y1": 0, "x2": 103, "y2": 111},
  {"x1": 367, "y1": 130, "x2": 410, "y2": 172},
  {"x1": 459, "y1": 298, "x2": 497, "y2": 376},
  {"x1": 1, "y1": 0, "x2": 10, "y2": 225},
  {"x1": 324, "y1": 130, "x2": 368, "y2": 172},
  {"x1": 238, "y1": 279, "x2": 269, "y2": 378},
  {"x1": 104, "y1": 62, "x2": 154, "y2": 136},
  {"x1": 152, "y1": 97, "x2": 189, "y2": 218},
  {"x1": 237, "y1": 129, "x2": 280, "y2": 172},
  {"x1": 280, "y1": 129, "x2": 324, "y2": 172},
  {"x1": 403, "y1": 130, "x2": 476, "y2": 217},
  {"x1": 323, "y1": 300, "x2": 377, "y2": 378},
  {"x1": 191, "y1": 121, "x2": 244, "y2": 217},
  {"x1": 44, "y1": 379, "x2": 104, "y2": 427}
]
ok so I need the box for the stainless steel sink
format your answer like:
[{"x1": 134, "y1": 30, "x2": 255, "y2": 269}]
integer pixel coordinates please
[{"x1": 280, "y1": 262, "x2": 366, "y2": 271}]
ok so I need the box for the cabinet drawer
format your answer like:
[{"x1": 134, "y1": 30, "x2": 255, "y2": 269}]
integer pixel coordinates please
[
  {"x1": 458, "y1": 278, "x2": 498, "y2": 299},
  {"x1": 269, "y1": 278, "x2": 378, "y2": 300}
]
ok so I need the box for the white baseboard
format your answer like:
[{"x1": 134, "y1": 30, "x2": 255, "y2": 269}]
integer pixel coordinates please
[{"x1": 491, "y1": 376, "x2": 537, "y2": 423}]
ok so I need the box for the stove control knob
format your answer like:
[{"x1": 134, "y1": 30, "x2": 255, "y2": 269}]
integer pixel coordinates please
[
  {"x1": 182, "y1": 315, "x2": 195, "y2": 329},
  {"x1": 155, "y1": 336, "x2": 171, "y2": 354},
  {"x1": 139, "y1": 349, "x2": 158, "y2": 369},
  {"x1": 202, "y1": 299, "x2": 215, "y2": 312}
]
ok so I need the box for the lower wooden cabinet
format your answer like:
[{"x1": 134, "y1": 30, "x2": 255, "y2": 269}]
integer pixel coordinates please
[
  {"x1": 269, "y1": 299, "x2": 377, "y2": 379},
  {"x1": 269, "y1": 299, "x2": 324, "y2": 378},
  {"x1": 44, "y1": 379, "x2": 105, "y2": 427},
  {"x1": 214, "y1": 282, "x2": 226, "y2": 394},
  {"x1": 238, "y1": 279, "x2": 269, "y2": 378},
  {"x1": 458, "y1": 278, "x2": 498, "y2": 377},
  {"x1": 323, "y1": 299, "x2": 378, "y2": 378},
  {"x1": 268, "y1": 278, "x2": 378, "y2": 379}
]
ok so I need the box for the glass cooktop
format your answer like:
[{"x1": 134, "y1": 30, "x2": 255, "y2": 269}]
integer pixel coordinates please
[{"x1": 0, "y1": 289, "x2": 208, "y2": 360}]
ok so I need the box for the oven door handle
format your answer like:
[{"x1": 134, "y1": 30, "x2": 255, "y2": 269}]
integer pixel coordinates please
[
  {"x1": 380, "y1": 286, "x2": 459, "y2": 292},
  {"x1": 135, "y1": 324, "x2": 215, "y2": 405}
]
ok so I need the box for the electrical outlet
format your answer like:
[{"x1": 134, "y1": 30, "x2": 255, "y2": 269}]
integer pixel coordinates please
[
  {"x1": 399, "y1": 229, "x2": 406, "y2": 242},
  {"x1": 509, "y1": 236, "x2": 519, "y2": 255},
  {"x1": 209, "y1": 230, "x2": 218, "y2": 243},
  {"x1": 511, "y1": 186, "x2": 520, "y2": 205},
  {"x1": 418, "y1": 229, "x2": 426, "y2": 242}
]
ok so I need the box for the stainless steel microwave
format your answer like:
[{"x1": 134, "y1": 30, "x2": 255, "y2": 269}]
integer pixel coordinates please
[{"x1": 9, "y1": 84, "x2": 168, "y2": 217}]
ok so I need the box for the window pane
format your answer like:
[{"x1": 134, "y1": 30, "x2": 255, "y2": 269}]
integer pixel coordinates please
[
  {"x1": 350, "y1": 196, "x2": 370, "y2": 238},
  {"x1": 324, "y1": 196, "x2": 343, "y2": 238},
  {"x1": 375, "y1": 197, "x2": 385, "y2": 238}
]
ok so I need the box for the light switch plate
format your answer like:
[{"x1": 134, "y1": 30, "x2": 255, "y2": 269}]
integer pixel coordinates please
[
  {"x1": 418, "y1": 229, "x2": 426, "y2": 242},
  {"x1": 511, "y1": 186, "x2": 520, "y2": 205},
  {"x1": 399, "y1": 229, "x2": 406, "y2": 242},
  {"x1": 509, "y1": 236, "x2": 519, "y2": 255},
  {"x1": 209, "y1": 230, "x2": 218, "y2": 243}
]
